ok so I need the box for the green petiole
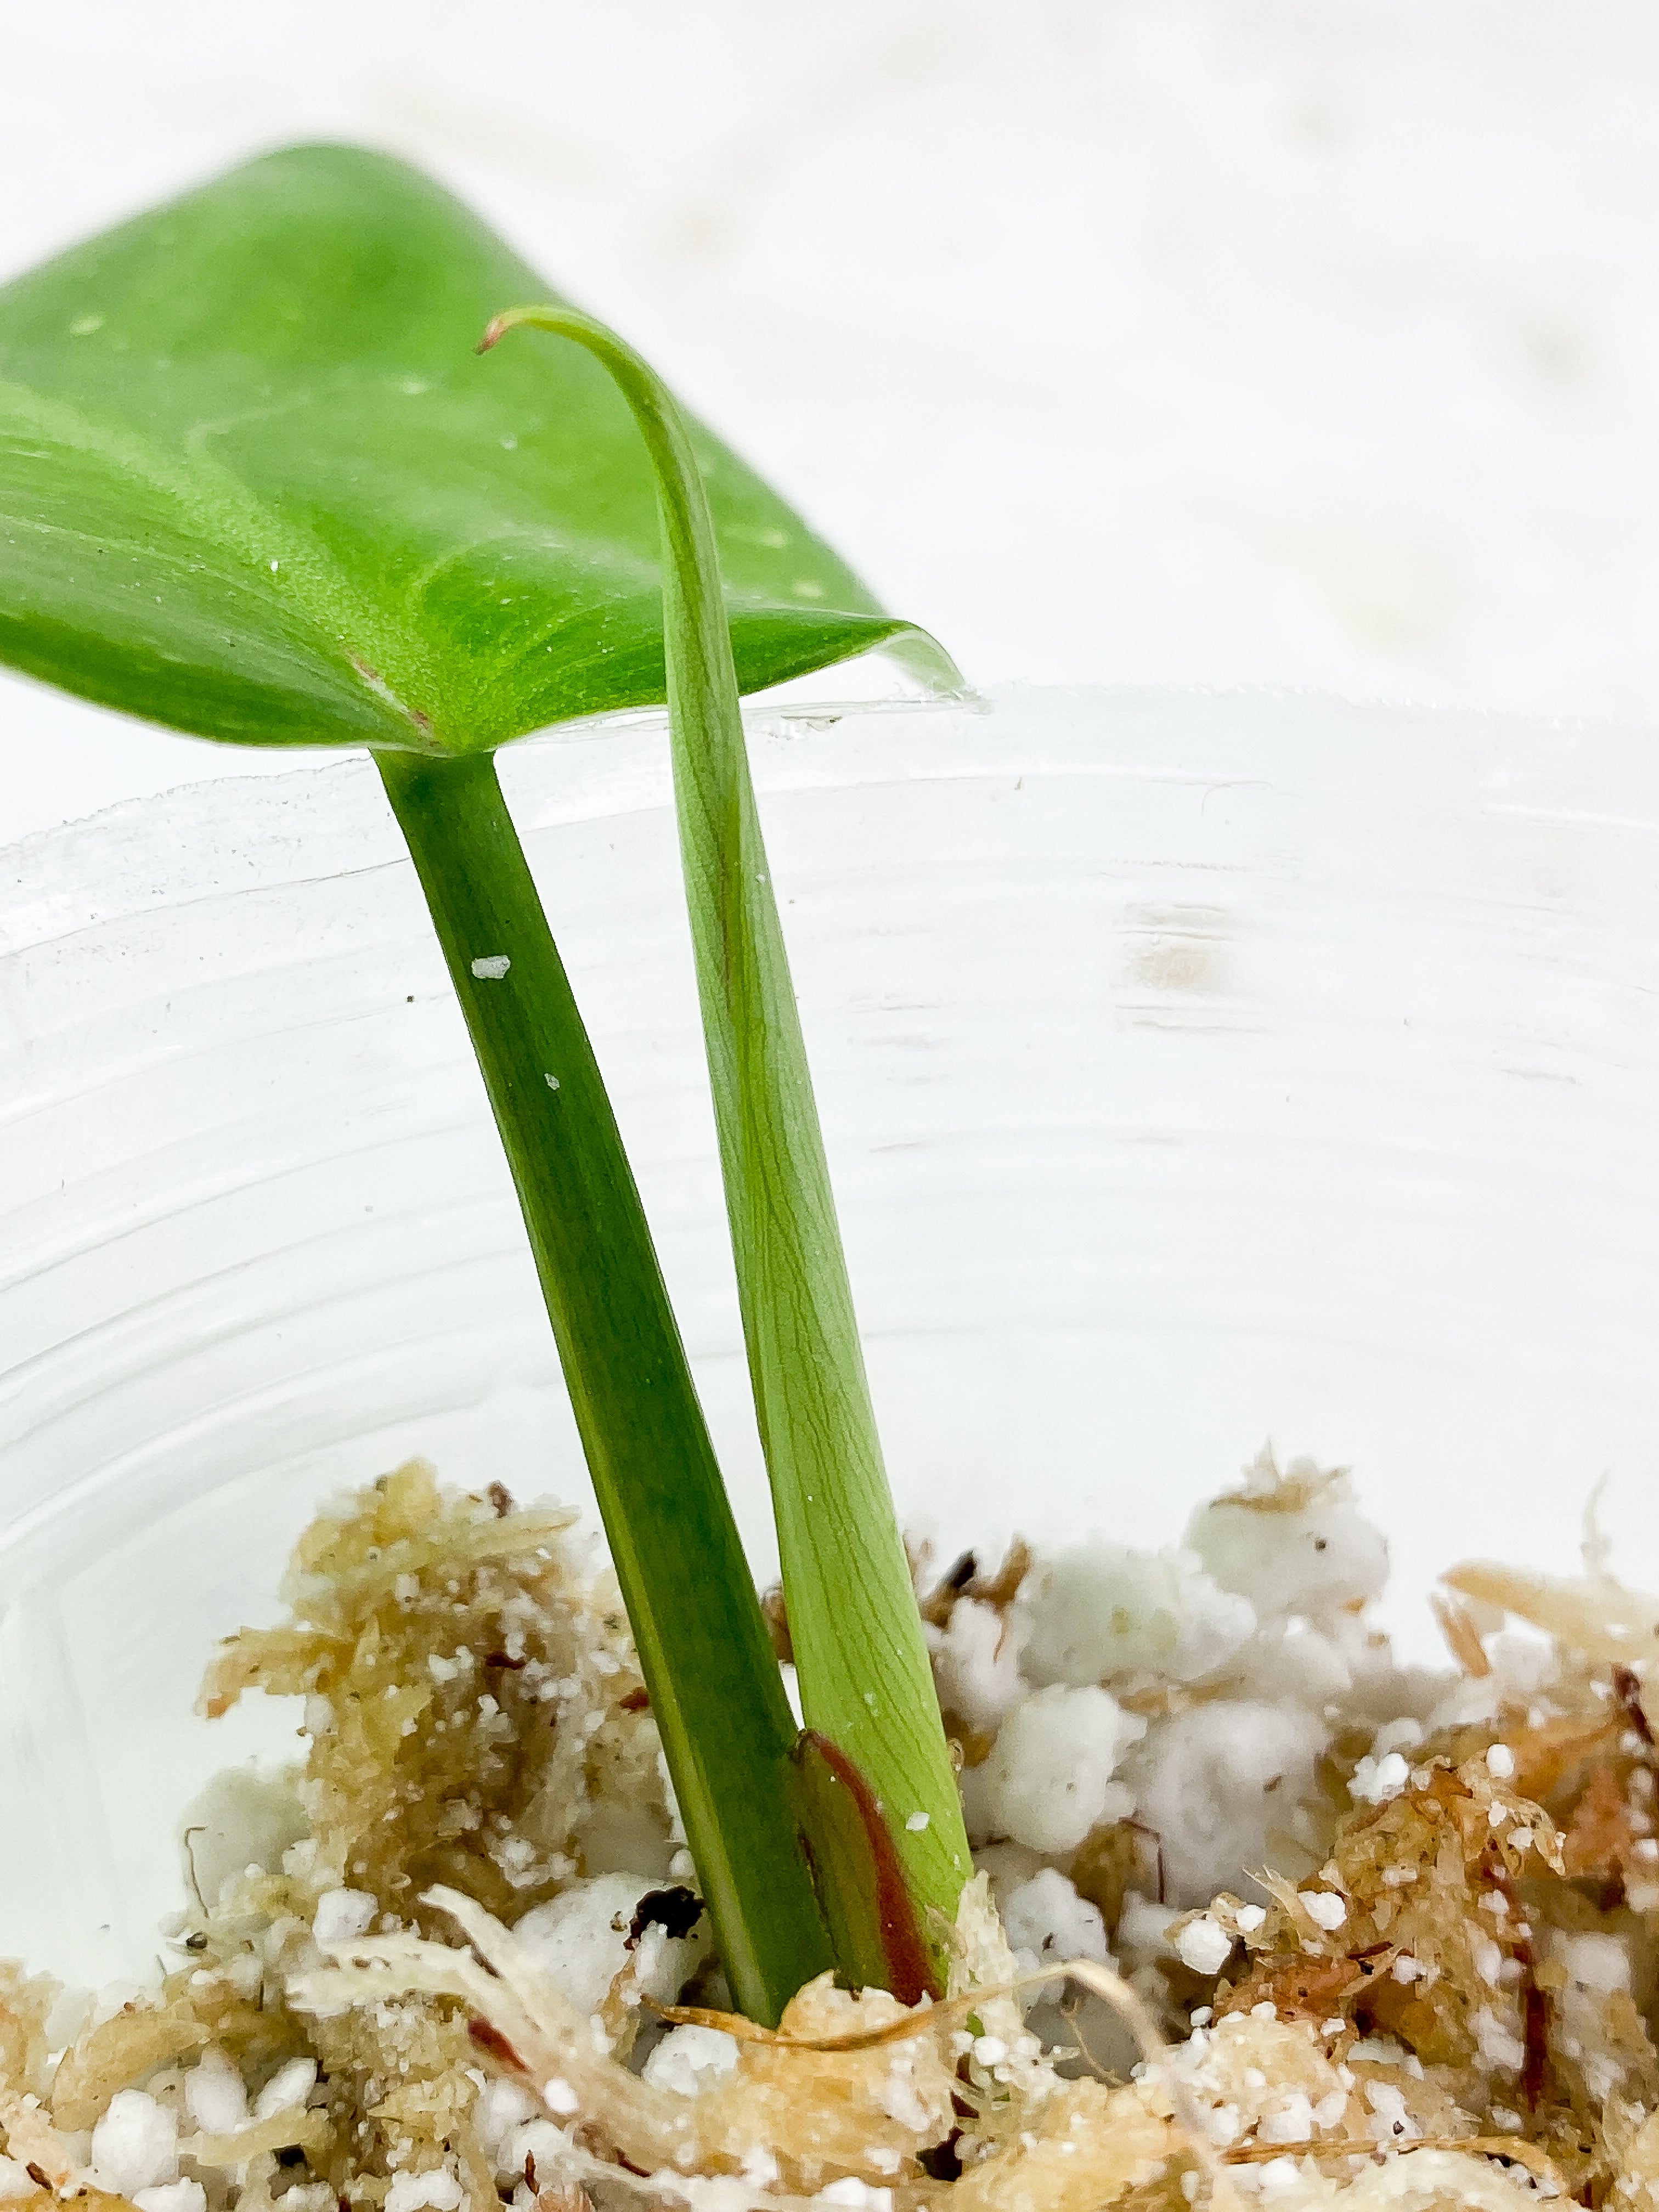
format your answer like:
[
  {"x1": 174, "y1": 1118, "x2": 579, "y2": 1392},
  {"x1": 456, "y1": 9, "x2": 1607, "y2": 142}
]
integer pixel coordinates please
[{"x1": 375, "y1": 745, "x2": 831, "y2": 2025}]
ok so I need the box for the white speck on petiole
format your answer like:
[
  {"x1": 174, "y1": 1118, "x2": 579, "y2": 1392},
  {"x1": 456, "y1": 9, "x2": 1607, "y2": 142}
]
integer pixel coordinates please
[
  {"x1": 471, "y1": 956, "x2": 511, "y2": 980},
  {"x1": 906, "y1": 1811, "x2": 930, "y2": 1832},
  {"x1": 544, "y1": 1074, "x2": 561, "y2": 1092}
]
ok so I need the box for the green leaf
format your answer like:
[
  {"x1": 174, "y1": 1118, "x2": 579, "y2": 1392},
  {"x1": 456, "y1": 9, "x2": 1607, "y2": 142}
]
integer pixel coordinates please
[
  {"x1": 483, "y1": 306, "x2": 973, "y2": 1988},
  {"x1": 0, "y1": 143, "x2": 951, "y2": 752}
]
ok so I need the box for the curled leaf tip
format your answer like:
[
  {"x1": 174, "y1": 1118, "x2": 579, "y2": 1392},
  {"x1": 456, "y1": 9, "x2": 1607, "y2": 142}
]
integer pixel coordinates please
[{"x1": 477, "y1": 305, "x2": 542, "y2": 356}]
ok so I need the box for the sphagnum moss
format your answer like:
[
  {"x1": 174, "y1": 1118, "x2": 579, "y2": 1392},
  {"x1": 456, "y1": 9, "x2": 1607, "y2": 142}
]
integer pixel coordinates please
[{"x1": 8, "y1": 1452, "x2": 1659, "y2": 2212}]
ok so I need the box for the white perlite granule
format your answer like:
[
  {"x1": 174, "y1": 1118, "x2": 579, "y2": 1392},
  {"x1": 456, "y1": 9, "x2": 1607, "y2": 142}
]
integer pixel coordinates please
[
  {"x1": 1173, "y1": 1915, "x2": 1234, "y2": 1978},
  {"x1": 91, "y1": 2091, "x2": 179, "y2": 2197},
  {"x1": 815, "y1": 2183, "x2": 893, "y2": 2212},
  {"x1": 498, "y1": 2120, "x2": 569, "y2": 2185},
  {"x1": 641, "y1": 2024, "x2": 741, "y2": 2098},
  {"x1": 1351, "y1": 1750, "x2": 1410, "y2": 1805},
  {"x1": 385, "y1": 2171, "x2": 464, "y2": 2212},
  {"x1": 253, "y1": 2057, "x2": 317, "y2": 2120},
  {"x1": 1257, "y1": 2092, "x2": 1314, "y2": 2145},
  {"x1": 184, "y1": 2046, "x2": 249, "y2": 2135},
  {"x1": 972, "y1": 1683, "x2": 1144, "y2": 1853},
  {"x1": 1473, "y1": 2006, "x2": 1527, "y2": 2074},
  {"x1": 1365, "y1": 2081, "x2": 1418, "y2": 2146},
  {"x1": 1018, "y1": 1542, "x2": 1255, "y2": 1689},
  {"x1": 1301, "y1": 1888, "x2": 1347, "y2": 1931},
  {"x1": 1001, "y1": 1865, "x2": 1110, "y2": 1967},
  {"x1": 1560, "y1": 1933, "x2": 1631, "y2": 1995},
  {"x1": 1122, "y1": 1698, "x2": 1324, "y2": 1906},
  {"x1": 312, "y1": 1887, "x2": 376, "y2": 1943},
  {"x1": 927, "y1": 1596, "x2": 1026, "y2": 1734},
  {"x1": 1186, "y1": 1454, "x2": 1388, "y2": 1623},
  {"x1": 472, "y1": 2077, "x2": 538, "y2": 2158},
  {"x1": 512, "y1": 1871, "x2": 710, "y2": 2018},
  {"x1": 134, "y1": 2185, "x2": 207, "y2": 2212}
]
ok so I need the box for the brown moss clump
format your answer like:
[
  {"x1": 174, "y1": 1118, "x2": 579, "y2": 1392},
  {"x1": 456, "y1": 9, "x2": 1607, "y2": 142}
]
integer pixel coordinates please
[
  {"x1": 1206, "y1": 1741, "x2": 1659, "y2": 2200},
  {"x1": 1, "y1": 1466, "x2": 688, "y2": 2212},
  {"x1": 199, "y1": 1460, "x2": 670, "y2": 1928},
  {"x1": 13, "y1": 1468, "x2": 1659, "y2": 2212}
]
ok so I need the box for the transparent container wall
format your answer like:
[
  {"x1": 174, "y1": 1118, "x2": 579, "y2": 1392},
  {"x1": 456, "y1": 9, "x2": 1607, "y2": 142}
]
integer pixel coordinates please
[{"x1": 5, "y1": 683, "x2": 1659, "y2": 1983}]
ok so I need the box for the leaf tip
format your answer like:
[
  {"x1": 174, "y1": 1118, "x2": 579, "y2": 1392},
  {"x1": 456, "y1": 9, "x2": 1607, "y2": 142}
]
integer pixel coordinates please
[{"x1": 477, "y1": 304, "x2": 545, "y2": 356}]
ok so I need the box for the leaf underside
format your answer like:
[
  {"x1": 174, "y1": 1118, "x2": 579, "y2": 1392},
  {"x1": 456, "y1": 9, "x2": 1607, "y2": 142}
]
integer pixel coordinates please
[{"x1": 0, "y1": 143, "x2": 933, "y2": 754}]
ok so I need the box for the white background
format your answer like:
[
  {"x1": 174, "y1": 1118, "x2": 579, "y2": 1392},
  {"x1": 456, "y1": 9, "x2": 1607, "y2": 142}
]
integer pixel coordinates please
[{"x1": 5, "y1": 2, "x2": 1659, "y2": 841}]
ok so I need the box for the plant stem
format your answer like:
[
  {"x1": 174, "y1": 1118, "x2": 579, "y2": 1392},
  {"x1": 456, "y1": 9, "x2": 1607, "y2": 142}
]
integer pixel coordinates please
[
  {"x1": 479, "y1": 308, "x2": 972, "y2": 1990},
  {"x1": 374, "y1": 746, "x2": 831, "y2": 2026}
]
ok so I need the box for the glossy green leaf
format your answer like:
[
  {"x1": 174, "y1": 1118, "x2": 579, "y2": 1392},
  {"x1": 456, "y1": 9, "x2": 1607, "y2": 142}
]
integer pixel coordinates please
[
  {"x1": 484, "y1": 306, "x2": 973, "y2": 1988},
  {"x1": 0, "y1": 143, "x2": 945, "y2": 753}
]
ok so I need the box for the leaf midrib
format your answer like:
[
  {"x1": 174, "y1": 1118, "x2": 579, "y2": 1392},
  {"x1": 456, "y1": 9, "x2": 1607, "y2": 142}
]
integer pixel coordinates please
[{"x1": 0, "y1": 378, "x2": 445, "y2": 747}]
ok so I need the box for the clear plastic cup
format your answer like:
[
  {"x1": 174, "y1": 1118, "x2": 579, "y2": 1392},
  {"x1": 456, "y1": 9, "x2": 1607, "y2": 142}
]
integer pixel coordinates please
[{"x1": 4, "y1": 682, "x2": 1657, "y2": 1983}]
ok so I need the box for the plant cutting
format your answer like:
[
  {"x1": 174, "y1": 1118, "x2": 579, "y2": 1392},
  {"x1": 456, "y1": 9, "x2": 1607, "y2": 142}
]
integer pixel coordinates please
[
  {"x1": 0, "y1": 139, "x2": 967, "y2": 2024},
  {"x1": 3, "y1": 140, "x2": 1659, "y2": 2212}
]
